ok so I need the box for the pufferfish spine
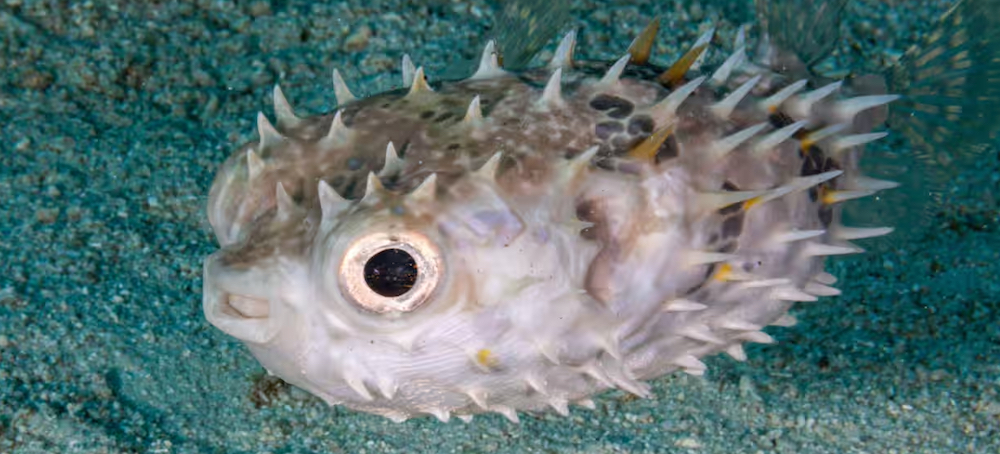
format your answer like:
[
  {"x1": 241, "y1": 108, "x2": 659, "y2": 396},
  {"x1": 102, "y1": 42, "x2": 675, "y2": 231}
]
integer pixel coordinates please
[{"x1": 202, "y1": 20, "x2": 898, "y2": 423}]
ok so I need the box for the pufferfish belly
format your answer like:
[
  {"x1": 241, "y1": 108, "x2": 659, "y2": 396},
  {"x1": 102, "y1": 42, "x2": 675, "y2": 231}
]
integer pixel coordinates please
[{"x1": 201, "y1": 22, "x2": 897, "y2": 423}]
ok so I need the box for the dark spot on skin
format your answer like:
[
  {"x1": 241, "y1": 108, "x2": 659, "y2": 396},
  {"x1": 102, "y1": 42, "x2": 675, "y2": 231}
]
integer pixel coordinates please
[
  {"x1": 381, "y1": 173, "x2": 401, "y2": 188},
  {"x1": 819, "y1": 206, "x2": 834, "y2": 227},
  {"x1": 572, "y1": 62, "x2": 608, "y2": 78},
  {"x1": 575, "y1": 199, "x2": 598, "y2": 222},
  {"x1": 627, "y1": 115, "x2": 655, "y2": 136},
  {"x1": 611, "y1": 135, "x2": 644, "y2": 156},
  {"x1": 721, "y1": 213, "x2": 744, "y2": 239},
  {"x1": 718, "y1": 181, "x2": 743, "y2": 215},
  {"x1": 685, "y1": 264, "x2": 717, "y2": 294},
  {"x1": 800, "y1": 146, "x2": 826, "y2": 175},
  {"x1": 655, "y1": 134, "x2": 679, "y2": 163},
  {"x1": 576, "y1": 199, "x2": 603, "y2": 241},
  {"x1": 341, "y1": 178, "x2": 358, "y2": 198},
  {"x1": 594, "y1": 158, "x2": 615, "y2": 172},
  {"x1": 420, "y1": 110, "x2": 435, "y2": 119},
  {"x1": 596, "y1": 143, "x2": 614, "y2": 160},
  {"x1": 434, "y1": 111, "x2": 455, "y2": 123},
  {"x1": 718, "y1": 241, "x2": 736, "y2": 253},
  {"x1": 815, "y1": 158, "x2": 842, "y2": 217},
  {"x1": 798, "y1": 147, "x2": 841, "y2": 223},
  {"x1": 589, "y1": 94, "x2": 635, "y2": 118},
  {"x1": 718, "y1": 203, "x2": 743, "y2": 216},
  {"x1": 347, "y1": 157, "x2": 363, "y2": 171},
  {"x1": 396, "y1": 141, "x2": 410, "y2": 158},
  {"x1": 800, "y1": 146, "x2": 830, "y2": 202},
  {"x1": 609, "y1": 104, "x2": 634, "y2": 119},
  {"x1": 595, "y1": 121, "x2": 624, "y2": 140},
  {"x1": 622, "y1": 64, "x2": 664, "y2": 81},
  {"x1": 341, "y1": 105, "x2": 362, "y2": 126},
  {"x1": 742, "y1": 260, "x2": 764, "y2": 272},
  {"x1": 822, "y1": 156, "x2": 840, "y2": 173},
  {"x1": 768, "y1": 112, "x2": 797, "y2": 128}
]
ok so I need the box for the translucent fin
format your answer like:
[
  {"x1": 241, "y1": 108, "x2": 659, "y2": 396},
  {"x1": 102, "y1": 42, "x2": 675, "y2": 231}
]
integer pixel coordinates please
[
  {"x1": 888, "y1": 0, "x2": 1000, "y2": 157},
  {"x1": 856, "y1": 0, "x2": 1000, "y2": 248},
  {"x1": 493, "y1": 0, "x2": 572, "y2": 70},
  {"x1": 887, "y1": 0, "x2": 1000, "y2": 182},
  {"x1": 755, "y1": 0, "x2": 847, "y2": 69},
  {"x1": 438, "y1": 0, "x2": 570, "y2": 78}
]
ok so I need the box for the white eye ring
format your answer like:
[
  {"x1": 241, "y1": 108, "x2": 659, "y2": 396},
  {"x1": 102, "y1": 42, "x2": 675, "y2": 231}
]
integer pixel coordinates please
[{"x1": 338, "y1": 231, "x2": 443, "y2": 314}]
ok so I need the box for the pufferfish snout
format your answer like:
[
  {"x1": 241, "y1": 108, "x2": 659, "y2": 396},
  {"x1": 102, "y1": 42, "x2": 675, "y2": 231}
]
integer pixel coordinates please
[{"x1": 202, "y1": 22, "x2": 899, "y2": 423}]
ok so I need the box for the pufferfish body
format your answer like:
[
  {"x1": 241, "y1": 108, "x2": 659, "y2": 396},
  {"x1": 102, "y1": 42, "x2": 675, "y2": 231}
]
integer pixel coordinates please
[{"x1": 202, "y1": 23, "x2": 899, "y2": 423}]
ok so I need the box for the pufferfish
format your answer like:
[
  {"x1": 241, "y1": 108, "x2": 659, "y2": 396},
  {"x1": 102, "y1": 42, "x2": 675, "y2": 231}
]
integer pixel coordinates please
[{"x1": 203, "y1": 18, "x2": 918, "y2": 423}]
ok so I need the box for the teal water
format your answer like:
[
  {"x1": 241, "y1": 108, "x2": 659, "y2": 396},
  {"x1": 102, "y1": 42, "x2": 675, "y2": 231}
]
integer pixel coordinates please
[{"x1": 1, "y1": 1, "x2": 998, "y2": 453}]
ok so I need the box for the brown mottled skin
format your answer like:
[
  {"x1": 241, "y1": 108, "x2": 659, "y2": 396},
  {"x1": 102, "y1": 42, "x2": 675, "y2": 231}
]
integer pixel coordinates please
[{"x1": 209, "y1": 62, "x2": 662, "y2": 246}]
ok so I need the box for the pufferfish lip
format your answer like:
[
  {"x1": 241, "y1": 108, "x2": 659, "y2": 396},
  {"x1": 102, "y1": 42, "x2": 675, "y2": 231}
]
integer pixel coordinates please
[{"x1": 202, "y1": 252, "x2": 279, "y2": 345}]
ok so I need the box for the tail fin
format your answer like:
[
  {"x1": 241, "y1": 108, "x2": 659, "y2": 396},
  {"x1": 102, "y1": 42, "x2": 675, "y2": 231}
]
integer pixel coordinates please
[
  {"x1": 850, "y1": 0, "x2": 1000, "y2": 246},
  {"x1": 888, "y1": 0, "x2": 1000, "y2": 155}
]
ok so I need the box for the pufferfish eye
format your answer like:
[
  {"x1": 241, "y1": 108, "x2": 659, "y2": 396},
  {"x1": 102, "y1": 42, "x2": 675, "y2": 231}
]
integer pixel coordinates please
[
  {"x1": 338, "y1": 231, "x2": 442, "y2": 314},
  {"x1": 364, "y1": 248, "x2": 417, "y2": 297}
]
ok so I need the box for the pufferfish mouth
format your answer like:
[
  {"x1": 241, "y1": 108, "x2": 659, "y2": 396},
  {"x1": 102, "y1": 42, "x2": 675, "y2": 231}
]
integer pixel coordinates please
[
  {"x1": 218, "y1": 292, "x2": 269, "y2": 319},
  {"x1": 202, "y1": 253, "x2": 279, "y2": 344}
]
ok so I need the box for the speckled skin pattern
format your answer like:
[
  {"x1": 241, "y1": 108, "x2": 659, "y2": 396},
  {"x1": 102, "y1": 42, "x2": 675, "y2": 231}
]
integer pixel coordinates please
[{"x1": 202, "y1": 29, "x2": 897, "y2": 423}]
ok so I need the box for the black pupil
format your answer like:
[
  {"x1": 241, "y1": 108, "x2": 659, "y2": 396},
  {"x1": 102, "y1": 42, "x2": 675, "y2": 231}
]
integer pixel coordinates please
[{"x1": 363, "y1": 249, "x2": 418, "y2": 297}]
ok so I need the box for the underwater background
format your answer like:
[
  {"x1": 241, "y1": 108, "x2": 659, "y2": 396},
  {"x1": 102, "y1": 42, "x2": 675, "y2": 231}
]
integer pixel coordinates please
[{"x1": 1, "y1": 0, "x2": 997, "y2": 452}]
